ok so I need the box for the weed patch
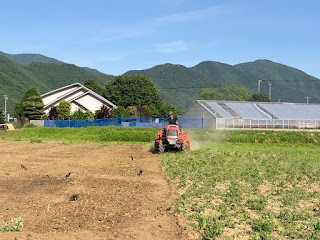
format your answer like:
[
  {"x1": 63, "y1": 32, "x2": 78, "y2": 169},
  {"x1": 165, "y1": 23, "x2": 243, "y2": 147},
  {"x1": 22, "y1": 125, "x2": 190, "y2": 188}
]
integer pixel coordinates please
[
  {"x1": 162, "y1": 131, "x2": 320, "y2": 239},
  {"x1": 0, "y1": 217, "x2": 23, "y2": 232}
]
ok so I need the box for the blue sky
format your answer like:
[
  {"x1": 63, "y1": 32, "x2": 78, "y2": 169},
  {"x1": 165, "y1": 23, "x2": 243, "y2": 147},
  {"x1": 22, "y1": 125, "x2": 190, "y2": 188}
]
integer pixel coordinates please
[{"x1": 1, "y1": 0, "x2": 319, "y2": 78}]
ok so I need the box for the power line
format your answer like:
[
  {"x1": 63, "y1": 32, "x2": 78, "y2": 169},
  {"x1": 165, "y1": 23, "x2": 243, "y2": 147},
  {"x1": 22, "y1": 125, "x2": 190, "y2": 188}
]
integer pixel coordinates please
[{"x1": 157, "y1": 83, "x2": 304, "y2": 91}]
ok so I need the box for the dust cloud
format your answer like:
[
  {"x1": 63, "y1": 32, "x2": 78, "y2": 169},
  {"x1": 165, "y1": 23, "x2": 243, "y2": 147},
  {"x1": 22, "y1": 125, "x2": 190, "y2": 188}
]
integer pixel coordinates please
[{"x1": 187, "y1": 129, "x2": 225, "y2": 150}]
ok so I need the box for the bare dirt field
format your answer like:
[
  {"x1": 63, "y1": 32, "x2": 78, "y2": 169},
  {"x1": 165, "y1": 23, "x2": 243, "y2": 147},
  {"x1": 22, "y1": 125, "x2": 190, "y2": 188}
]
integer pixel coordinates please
[{"x1": 0, "y1": 141, "x2": 187, "y2": 240}]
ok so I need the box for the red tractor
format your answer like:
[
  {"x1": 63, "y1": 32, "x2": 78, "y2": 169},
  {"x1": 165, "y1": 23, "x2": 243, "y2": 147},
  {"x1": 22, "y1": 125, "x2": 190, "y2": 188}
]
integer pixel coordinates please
[{"x1": 155, "y1": 124, "x2": 191, "y2": 153}]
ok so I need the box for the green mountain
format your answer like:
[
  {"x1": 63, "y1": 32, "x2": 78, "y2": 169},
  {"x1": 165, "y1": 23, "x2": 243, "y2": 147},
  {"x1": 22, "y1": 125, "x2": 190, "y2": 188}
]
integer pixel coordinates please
[
  {"x1": 0, "y1": 54, "x2": 114, "y2": 115},
  {"x1": 234, "y1": 60, "x2": 320, "y2": 103},
  {"x1": 125, "y1": 60, "x2": 320, "y2": 110},
  {"x1": 0, "y1": 51, "x2": 104, "y2": 74},
  {"x1": 0, "y1": 51, "x2": 63, "y2": 65},
  {"x1": 1, "y1": 49, "x2": 320, "y2": 115},
  {"x1": 81, "y1": 67, "x2": 103, "y2": 74}
]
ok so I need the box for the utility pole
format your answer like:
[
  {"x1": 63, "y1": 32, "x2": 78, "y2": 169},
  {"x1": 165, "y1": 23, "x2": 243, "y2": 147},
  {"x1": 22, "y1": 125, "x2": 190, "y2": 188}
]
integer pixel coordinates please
[
  {"x1": 4, "y1": 95, "x2": 8, "y2": 122},
  {"x1": 258, "y1": 80, "x2": 262, "y2": 93},
  {"x1": 305, "y1": 97, "x2": 310, "y2": 104},
  {"x1": 268, "y1": 83, "x2": 272, "y2": 101}
]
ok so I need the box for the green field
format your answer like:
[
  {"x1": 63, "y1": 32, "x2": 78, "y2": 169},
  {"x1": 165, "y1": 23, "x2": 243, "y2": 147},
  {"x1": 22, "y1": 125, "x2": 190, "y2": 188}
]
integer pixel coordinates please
[
  {"x1": 163, "y1": 130, "x2": 320, "y2": 239},
  {"x1": 0, "y1": 126, "x2": 157, "y2": 144},
  {"x1": 1, "y1": 127, "x2": 320, "y2": 239}
]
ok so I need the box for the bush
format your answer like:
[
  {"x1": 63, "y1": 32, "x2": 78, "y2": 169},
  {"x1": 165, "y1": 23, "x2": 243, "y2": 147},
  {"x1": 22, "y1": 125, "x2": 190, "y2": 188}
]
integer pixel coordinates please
[{"x1": 23, "y1": 123, "x2": 38, "y2": 128}]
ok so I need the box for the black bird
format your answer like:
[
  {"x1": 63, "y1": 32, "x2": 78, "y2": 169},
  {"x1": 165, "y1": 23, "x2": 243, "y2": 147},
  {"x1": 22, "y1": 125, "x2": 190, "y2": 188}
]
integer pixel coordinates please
[
  {"x1": 65, "y1": 172, "x2": 73, "y2": 178},
  {"x1": 131, "y1": 156, "x2": 134, "y2": 161},
  {"x1": 20, "y1": 164, "x2": 27, "y2": 170},
  {"x1": 138, "y1": 169, "x2": 143, "y2": 176},
  {"x1": 70, "y1": 194, "x2": 79, "y2": 201}
]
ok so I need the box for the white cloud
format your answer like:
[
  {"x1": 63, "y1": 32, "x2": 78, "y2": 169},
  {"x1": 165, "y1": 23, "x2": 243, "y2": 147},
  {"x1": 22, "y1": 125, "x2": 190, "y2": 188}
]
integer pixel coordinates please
[
  {"x1": 155, "y1": 5, "x2": 230, "y2": 25},
  {"x1": 154, "y1": 41, "x2": 188, "y2": 54},
  {"x1": 98, "y1": 31, "x2": 143, "y2": 42}
]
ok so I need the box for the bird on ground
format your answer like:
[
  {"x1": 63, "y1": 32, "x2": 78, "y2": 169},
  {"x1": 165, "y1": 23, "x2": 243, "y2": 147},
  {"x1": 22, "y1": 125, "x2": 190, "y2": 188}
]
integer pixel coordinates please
[
  {"x1": 65, "y1": 172, "x2": 73, "y2": 178},
  {"x1": 131, "y1": 156, "x2": 134, "y2": 161},
  {"x1": 138, "y1": 169, "x2": 143, "y2": 176},
  {"x1": 70, "y1": 194, "x2": 79, "y2": 201},
  {"x1": 20, "y1": 164, "x2": 27, "y2": 170}
]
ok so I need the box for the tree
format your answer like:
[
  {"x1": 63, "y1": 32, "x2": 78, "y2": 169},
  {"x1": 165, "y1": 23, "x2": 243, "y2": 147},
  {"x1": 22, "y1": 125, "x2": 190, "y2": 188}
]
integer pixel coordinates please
[
  {"x1": 0, "y1": 108, "x2": 5, "y2": 124},
  {"x1": 222, "y1": 85, "x2": 250, "y2": 101},
  {"x1": 95, "y1": 105, "x2": 113, "y2": 119},
  {"x1": 148, "y1": 104, "x2": 160, "y2": 118},
  {"x1": 201, "y1": 85, "x2": 250, "y2": 101},
  {"x1": 126, "y1": 106, "x2": 138, "y2": 117},
  {"x1": 249, "y1": 93, "x2": 270, "y2": 102},
  {"x1": 105, "y1": 74, "x2": 162, "y2": 108},
  {"x1": 56, "y1": 100, "x2": 71, "y2": 120},
  {"x1": 14, "y1": 103, "x2": 24, "y2": 119},
  {"x1": 83, "y1": 79, "x2": 106, "y2": 97},
  {"x1": 136, "y1": 106, "x2": 151, "y2": 118},
  {"x1": 48, "y1": 106, "x2": 59, "y2": 120},
  {"x1": 158, "y1": 104, "x2": 183, "y2": 118},
  {"x1": 16, "y1": 88, "x2": 45, "y2": 120},
  {"x1": 71, "y1": 108, "x2": 94, "y2": 120},
  {"x1": 201, "y1": 88, "x2": 224, "y2": 100},
  {"x1": 110, "y1": 106, "x2": 130, "y2": 118}
]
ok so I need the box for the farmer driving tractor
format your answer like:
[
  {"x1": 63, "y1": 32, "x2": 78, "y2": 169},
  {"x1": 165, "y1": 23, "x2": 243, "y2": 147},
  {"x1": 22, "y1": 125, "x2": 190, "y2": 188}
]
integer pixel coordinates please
[
  {"x1": 155, "y1": 111, "x2": 190, "y2": 153},
  {"x1": 167, "y1": 111, "x2": 178, "y2": 125}
]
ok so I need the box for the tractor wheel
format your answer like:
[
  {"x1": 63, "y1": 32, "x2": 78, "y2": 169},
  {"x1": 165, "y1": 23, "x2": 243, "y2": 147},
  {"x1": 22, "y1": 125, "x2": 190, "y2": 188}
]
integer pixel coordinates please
[
  {"x1": 157, "y1": 140, "x2": 165, "y2": 154},
  {"x1": 181, "y1": 141, "x2": 188, "y2": 153}
]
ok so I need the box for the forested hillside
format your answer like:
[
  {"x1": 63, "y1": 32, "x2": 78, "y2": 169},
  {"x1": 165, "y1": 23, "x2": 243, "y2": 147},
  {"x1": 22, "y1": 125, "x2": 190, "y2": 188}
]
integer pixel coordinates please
[
  {"x1": 2, "y1": 49, "x2": 320, "y2": 115},
  {"x1": 126, "y1": 60, "x2": 320, "y2": 110},
  {"x1": 0, "y1": 51, "x2": 63, "y2": 65},
  {"x1": 0, "y1": 55, "x2": 114, "y2": 115},
  {"x1": 0, "y1": 51, "x2": 104, "y2": 74}
]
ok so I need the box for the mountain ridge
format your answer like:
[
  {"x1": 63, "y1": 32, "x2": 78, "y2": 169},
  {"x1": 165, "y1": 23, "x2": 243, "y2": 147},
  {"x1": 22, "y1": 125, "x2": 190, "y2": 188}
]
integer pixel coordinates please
[
  {"x1": 1, "y1": 50, "x2": 320, "y2": 114},
  {"x1": 0, "y1": 51, "x2": 104, "y2": 74},
  {"x1": 124, "y1": 59, "x2": 320, "y2": 109}
]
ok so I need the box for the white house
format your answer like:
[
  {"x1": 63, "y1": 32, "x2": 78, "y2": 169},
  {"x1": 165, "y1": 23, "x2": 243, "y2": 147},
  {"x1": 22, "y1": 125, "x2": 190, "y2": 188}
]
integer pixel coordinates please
[{"x1": 41, "y1": 83, "x2": 117, "y2": 114}]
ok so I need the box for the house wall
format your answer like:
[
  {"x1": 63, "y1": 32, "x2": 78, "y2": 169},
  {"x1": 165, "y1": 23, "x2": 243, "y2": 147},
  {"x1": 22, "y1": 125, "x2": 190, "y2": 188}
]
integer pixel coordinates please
[
  {"x1": 182, "y1": 102, "x2": 217, "y2": 129},
  {"x1": 70, "y1": 102, "x2": 81, "y2": 113},
  {"x1": 76, "y1": 95, "x2": 105, "y2": 113}
]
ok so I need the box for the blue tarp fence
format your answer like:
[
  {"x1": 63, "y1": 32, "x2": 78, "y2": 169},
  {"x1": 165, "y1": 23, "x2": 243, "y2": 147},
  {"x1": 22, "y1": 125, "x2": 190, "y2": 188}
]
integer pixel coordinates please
[{"x1": 44, "y1": 117, "x2": 204, "y2": 129}]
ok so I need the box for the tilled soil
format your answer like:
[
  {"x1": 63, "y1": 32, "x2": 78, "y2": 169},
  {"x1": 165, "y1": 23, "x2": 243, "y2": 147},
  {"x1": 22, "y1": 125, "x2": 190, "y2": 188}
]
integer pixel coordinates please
[{"x1": 0, "y1": 141, "x2": 185, "y2": 240}]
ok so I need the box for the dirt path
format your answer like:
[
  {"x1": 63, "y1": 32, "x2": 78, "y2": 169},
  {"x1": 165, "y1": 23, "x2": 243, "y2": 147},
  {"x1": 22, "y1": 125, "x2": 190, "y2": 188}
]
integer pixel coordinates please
[{"x1": 0, "y1": 141, "x2": 184, "y2": 240}]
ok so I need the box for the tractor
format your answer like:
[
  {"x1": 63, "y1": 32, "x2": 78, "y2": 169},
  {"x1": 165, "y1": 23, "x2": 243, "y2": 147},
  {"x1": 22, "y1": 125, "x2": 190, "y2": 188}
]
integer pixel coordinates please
[{"x1": 155, "y1": 124, "x2": 190, "y2": 153}]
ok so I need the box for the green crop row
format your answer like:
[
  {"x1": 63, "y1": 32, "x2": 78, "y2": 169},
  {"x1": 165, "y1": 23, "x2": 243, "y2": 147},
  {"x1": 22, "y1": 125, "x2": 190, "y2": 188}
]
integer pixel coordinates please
[
  {"x1": 0, "y1": 126, "x2": 157, "y2": 144},
  {"x1": 188, "y1": 129, "x2": 320, "y2": 145},
  {"x1": 2, "y1": 127, "x2": 320, "y2": 146}
]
